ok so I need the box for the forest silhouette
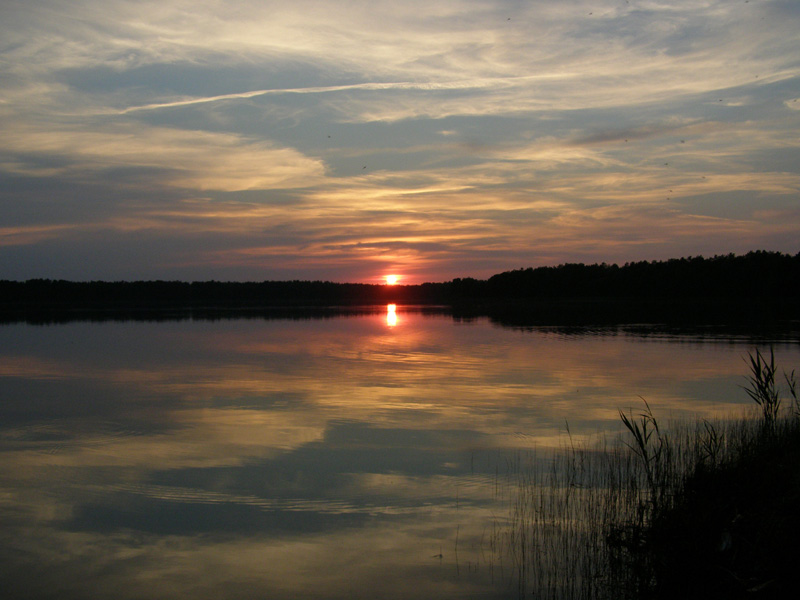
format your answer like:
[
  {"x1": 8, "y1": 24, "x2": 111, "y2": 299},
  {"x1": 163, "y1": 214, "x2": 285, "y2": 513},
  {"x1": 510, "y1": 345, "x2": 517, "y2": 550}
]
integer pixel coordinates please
[{"x1": 2, "y1": 251, "x2": 798, "y2": 325}]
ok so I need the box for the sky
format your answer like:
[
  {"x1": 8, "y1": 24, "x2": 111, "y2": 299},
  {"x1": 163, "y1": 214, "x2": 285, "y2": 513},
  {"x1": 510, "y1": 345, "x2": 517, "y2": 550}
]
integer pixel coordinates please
[{"x1": 1, "y1": 0, "x2": 799, "y2": 283}]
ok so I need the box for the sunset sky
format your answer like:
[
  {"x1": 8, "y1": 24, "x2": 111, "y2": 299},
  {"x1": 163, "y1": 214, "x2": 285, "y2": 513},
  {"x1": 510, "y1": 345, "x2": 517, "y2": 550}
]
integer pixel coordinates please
[{"x1": 2, "y1": 0, "x2": 799, "y2": 283}]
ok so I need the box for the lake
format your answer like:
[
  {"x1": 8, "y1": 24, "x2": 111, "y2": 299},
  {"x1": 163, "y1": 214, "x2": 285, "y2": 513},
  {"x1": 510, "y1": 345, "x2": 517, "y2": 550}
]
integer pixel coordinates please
[{"x1": 1, "y1": 307, "x2": 798, "y2": 599}]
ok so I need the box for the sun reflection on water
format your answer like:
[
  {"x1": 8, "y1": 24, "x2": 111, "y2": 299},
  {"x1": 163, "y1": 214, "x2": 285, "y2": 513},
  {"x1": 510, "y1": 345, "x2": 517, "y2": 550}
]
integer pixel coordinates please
[{"x1": 386, "y1": 303, "x2": 397, "y2": 327}]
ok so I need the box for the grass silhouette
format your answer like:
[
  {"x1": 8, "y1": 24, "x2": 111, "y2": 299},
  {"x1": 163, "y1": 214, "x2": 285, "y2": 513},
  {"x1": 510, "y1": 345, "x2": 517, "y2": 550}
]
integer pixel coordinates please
[{"x1": 500, "y1": 349, "x2": 800, "y2": 599}]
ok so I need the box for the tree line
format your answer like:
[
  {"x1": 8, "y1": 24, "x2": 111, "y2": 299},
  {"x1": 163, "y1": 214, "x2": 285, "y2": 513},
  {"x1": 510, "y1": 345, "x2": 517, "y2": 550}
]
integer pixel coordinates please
[
  {"x1": 471, "y1": 250, "x2": 800, "y2": 300},
  {"x1": 0, "y1": 279, "x2": 450, "y2": 310},
  {"x1": 1, "y1": 251, "x2": 798, "y2": 312}
]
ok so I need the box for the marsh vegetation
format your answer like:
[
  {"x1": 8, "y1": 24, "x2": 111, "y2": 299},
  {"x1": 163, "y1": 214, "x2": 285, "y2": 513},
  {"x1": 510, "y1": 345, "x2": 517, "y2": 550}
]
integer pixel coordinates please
[{"x1": 499, "y1": 349, "x2": 799, "y2": 599}]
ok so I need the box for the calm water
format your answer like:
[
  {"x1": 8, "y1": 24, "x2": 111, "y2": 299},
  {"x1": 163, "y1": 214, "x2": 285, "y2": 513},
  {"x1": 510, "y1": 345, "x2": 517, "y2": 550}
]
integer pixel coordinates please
[{"x1": 1, "y1": 307, "x2": 798, "y2": 599}]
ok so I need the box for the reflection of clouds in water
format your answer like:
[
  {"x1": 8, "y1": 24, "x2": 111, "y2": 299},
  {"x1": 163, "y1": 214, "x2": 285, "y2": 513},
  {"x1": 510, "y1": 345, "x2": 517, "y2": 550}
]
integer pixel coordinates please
[
  {"x1": 1, "y1": 316, "x2": 786, "y2": 452},
  {"x1": 1, "y1": 433, "x2": 500, "y2": 599},
  {"x1": 0, "y1": 356, "x2": 77, "y2": 379},
  {"x1": 0, "y1": 410, "x2": 325, "y2": 472},
  {"x1": 0, "y1": 509, "x2": 500, "y2": 600},
  {"x1": 2, "y1": 315, "x2": 798, "y2": 598}
]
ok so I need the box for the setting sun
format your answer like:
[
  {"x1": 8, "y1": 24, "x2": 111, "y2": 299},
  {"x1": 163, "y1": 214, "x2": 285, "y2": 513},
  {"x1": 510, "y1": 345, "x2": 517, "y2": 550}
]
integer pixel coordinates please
[{"x1": 384, "y1": 275, "x2": 399, "y2": 285}]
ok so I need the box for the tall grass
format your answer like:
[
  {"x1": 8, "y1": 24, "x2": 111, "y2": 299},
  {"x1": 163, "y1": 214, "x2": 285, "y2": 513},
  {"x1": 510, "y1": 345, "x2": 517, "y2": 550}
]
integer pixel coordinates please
[
  {"x1": 499, "y1": 350, "x2": 800, "y2": 599},
  {"x1": 742, "y1": 348, "x2": 782, "y2": 429}
]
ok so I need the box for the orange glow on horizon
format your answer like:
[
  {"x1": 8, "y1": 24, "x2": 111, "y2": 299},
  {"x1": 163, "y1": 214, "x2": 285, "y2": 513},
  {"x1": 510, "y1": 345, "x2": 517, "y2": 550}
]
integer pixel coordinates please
[{"x1": 384, "y1": 275, "x2": 399, "y2": 285}]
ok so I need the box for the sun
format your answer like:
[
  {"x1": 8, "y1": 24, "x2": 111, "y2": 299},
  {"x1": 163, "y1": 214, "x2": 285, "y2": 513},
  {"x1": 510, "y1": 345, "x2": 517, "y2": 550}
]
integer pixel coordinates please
[{"x1": 384, "y1": 274, "x2": 399, "y2": 285}]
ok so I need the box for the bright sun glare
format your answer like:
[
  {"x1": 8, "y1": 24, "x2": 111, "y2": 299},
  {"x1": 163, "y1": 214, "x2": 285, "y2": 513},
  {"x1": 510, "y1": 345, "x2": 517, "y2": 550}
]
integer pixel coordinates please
[{"x1": 385, "y1": 275, "x2": 399, "y2": 285}]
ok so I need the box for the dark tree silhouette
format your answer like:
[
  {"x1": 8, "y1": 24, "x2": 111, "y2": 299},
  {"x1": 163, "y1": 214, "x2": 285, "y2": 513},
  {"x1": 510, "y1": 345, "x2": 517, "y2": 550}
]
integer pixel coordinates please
[{"x1": 1, "y1": 251, "x2": 798, "y2": 325}]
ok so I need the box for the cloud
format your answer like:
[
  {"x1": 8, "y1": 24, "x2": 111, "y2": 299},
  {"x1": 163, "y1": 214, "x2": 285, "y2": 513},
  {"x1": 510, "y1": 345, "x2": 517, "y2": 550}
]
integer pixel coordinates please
[
  {"x1": 2, "y1": 122, "x2": 325, "y2": 192},
  {"x1": 115, "y1": 78, "x2": 544, "y2": 114},
  {"x1": 1, "y1": 0, "x2": 799, "y2": 280}
]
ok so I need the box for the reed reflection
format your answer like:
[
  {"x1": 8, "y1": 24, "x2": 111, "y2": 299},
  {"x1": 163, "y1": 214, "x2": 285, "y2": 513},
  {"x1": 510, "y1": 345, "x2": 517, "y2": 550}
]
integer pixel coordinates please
[{"x1": 386, "y1": 303, "x2": 397, "y2": 327}]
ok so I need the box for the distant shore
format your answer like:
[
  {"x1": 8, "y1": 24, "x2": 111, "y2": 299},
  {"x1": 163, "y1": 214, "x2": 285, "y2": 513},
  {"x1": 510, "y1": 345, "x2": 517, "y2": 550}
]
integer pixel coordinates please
[{"x1": 2, "y1": 251, "x2": 798, "y2": 326}]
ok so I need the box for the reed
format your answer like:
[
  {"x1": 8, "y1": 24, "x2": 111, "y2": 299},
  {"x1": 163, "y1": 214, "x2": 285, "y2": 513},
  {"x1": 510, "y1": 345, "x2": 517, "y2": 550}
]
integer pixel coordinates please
[
  {"x1": 742, "y1": 348, "x2": 782, "y2": 429},
  {"x1": 499, "y1": 350, "x2": 800, "y2": 599}
]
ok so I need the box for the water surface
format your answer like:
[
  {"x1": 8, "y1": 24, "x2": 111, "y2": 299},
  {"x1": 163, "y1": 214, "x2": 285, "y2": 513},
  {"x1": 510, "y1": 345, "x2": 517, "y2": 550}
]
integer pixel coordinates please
[{"x1": 1, "y1": 308, "x2": 797, "y2": 599}]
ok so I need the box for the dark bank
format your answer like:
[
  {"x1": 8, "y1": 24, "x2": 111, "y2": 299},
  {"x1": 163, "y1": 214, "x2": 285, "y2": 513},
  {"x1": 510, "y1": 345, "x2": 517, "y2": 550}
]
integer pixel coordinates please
[{"x1": 2, "y1": 251, "x2": 799, "y2": 327}]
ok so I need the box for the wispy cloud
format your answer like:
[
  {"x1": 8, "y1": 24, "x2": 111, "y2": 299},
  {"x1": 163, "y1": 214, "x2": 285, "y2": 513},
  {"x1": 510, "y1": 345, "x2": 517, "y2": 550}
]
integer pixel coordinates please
[
  {"x1": 115, "y1": 75, "x2": 567, "y2": 114},
  {"x1": 3, "y1": 122, "x2": 325, "y2": 191}
]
